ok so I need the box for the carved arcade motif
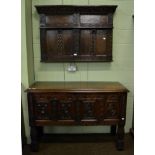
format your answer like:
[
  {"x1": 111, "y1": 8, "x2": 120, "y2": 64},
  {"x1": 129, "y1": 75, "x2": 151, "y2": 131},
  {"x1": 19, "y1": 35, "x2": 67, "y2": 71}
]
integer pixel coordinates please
[
  {"x1": 59, "y1": 102, "x2": 72, "y2": 119},
  {"x1": 57, "y1": 30, "x2": 63, "y2": 55}
]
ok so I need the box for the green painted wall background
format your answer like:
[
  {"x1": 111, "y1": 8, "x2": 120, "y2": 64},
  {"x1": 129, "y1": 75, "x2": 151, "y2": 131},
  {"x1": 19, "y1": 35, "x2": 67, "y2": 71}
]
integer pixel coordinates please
[
  {"x1": 22, "y1": 0, "x2": 34, "y2": 143},
  {"x1": 22, "y1": 0, "x2": 133, "y2": 143}
]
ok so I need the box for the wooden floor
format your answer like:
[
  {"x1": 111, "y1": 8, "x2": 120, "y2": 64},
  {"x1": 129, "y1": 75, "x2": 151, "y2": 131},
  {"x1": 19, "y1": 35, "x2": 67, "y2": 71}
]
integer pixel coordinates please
[{"x1": 22, "y1": 134, "x2": 134, "y2": 155}]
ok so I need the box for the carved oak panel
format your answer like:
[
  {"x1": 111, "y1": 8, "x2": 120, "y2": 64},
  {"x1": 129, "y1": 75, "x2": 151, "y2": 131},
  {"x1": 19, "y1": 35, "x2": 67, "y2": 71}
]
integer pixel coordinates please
[
  {"x1": 36, "y1": 5, "x2": 117, "y2": 62},
  {"x1": 58, "y1": 101, "x2": 76, "y2": 120},
  {"x1": 104, "y1": 94, "x2": 121, "y2": 119},
  {"x1": 45, "y1": 29, "x2": 74, "y2": 60},
  {"x1": 32, "y1": 92, "x2": 123, "y2": 121},
  {"x1": 34, "y1": 102, "x2": 50, "y2": 120}
]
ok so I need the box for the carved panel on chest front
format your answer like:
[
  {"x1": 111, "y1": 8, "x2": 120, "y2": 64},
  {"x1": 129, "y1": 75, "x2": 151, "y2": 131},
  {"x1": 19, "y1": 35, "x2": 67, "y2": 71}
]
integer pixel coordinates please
[
  {"x1": 31, "y1": 92, "x2": 123, "y2": 122},
  {"x1": 104, "y1": 94, "x2": 121, "y2": 119},
  {"x1": 77, "y1": 94, "x2": 106, "y2": 121},
  {"x1": 58, "y1": 100, "x2": 76, "y2": 120},
  {"x1": 35, "y1": 102, "x2": 50, "y2": 120},
  {"x1": 33, "y1": 93, "x2": 75, "y2": 121}
]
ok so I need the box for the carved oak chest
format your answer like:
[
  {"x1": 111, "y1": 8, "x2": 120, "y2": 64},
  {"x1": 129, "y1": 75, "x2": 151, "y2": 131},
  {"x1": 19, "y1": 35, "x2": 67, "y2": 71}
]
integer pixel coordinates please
[{"x1": 27, "y1": 82, "x2": 128, "y2": 151}]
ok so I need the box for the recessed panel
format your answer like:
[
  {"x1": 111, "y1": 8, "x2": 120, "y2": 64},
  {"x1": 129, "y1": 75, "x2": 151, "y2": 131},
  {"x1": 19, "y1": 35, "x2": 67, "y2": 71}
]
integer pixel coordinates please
[
  {"x1": 80, "y1": 15, "x2": 108, "y2": 27},
  {"x1": 46, "y1": 30, "x2": 58, "y2": 57},
  {"x1": 63, "y1": 30, "x2": 74, "y2": 56},
  {"x1": 80, "y1": 30, "x2": 92, "y2": 56},
  {"x1": 46, "y1": 30, "x2": 74, "y2": 58},
  {"x1": 46, "y1": 15, "x2": 76, "y2": 27},
  {"x1": 95, "y1": 30, "x2": 112, "y2": 56}
]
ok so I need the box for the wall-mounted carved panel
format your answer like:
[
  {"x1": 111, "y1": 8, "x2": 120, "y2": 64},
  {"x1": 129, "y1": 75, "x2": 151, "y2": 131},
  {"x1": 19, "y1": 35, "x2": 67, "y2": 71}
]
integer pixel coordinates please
[{"x1": 36, "y1": 5, "x2": 117, "y2": 62}]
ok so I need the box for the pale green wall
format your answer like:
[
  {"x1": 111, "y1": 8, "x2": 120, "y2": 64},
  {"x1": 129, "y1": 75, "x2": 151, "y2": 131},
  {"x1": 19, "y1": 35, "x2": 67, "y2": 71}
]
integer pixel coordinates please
[
  {"x1": 23, "y1": 0, "x2": 134, "y2": 142},
  {"x1": 22, "y1": 0, "x2": 34, "y2": 143}
]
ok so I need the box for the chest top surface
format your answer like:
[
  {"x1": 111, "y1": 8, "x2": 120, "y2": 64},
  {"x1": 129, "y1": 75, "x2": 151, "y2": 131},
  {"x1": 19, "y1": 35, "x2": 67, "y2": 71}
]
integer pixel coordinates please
[{"x1": 27, "y1": 82, "x2": 129, "y2": 93}]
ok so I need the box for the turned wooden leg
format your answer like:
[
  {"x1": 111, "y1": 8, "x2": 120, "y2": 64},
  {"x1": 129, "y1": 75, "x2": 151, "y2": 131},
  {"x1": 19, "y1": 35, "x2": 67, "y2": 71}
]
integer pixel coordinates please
[
  {"x1": 30, "y1": 126, "x2": 39, "y2": 152},
  {"x1": 37, "y1": 126, "x2": 43, "y2": 140},
  {"x1": 116, "y1": 124, "x2": 125, "y2": 150},
  {"x1": 111, "y1": 125, "x2": 116, "y2": 136}
]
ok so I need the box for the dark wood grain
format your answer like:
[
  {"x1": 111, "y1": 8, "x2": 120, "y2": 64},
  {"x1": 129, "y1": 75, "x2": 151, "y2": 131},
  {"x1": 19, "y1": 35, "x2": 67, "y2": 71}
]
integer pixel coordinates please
[
  {"x1": 35, "y1": 5, "x2": 117, "y2": 62},
  {"x1": 30, "y1": 126, "x2": 39, "y2": 152},
  {"x1": 27, "y1": 82, "x2": 128, "y2": 93},
  {"x1": 36, "y1": 5, "x2": 117, "y2": 15},
  {"x1": 27, "y1": 82, "x2": 128, "y2": 151}
]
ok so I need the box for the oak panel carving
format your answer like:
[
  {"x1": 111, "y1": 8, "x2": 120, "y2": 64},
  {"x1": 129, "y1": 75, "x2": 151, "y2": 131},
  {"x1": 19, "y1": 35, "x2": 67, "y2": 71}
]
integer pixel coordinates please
[
  {"x1": 58, "y1": 101, "x2": 76, "y2": 120},
  {"x1": 36, "y1": 5, "x2": 117, "y2": 62},
  {"x1": 35, "y1": 102, "x2": 50, "y2": 120},
  {"x1": 104, "y1": 102, "x2": 119, "y2": 119}
]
